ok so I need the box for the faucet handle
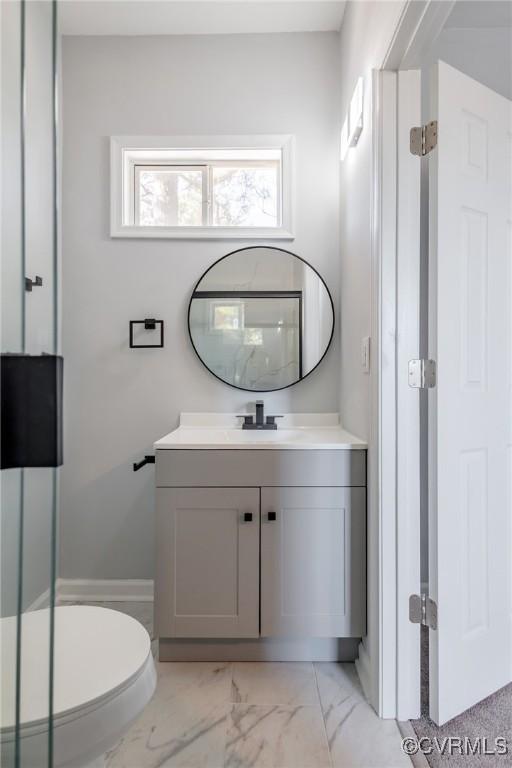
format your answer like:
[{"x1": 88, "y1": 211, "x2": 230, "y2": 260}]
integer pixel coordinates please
[
  {"x1": 237, "y1": 415, "x2": 254, "y2": 426},
  {"x1": 265, "y1": 415, "x2": 284, "y2": 426}
]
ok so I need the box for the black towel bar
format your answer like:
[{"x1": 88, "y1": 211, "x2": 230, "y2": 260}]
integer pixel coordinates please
[{"x1": 133, "y1": 455, "x2": 155, "y2": 472}]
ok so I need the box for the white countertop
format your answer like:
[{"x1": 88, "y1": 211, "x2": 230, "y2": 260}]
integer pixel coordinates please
[{"x1": 154, "y1": 413, "x2": 367, "y2": 450}]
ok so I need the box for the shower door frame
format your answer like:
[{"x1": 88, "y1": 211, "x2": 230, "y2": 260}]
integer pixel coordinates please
[{"x1": 6, "y1": 1, "x2": 61, "y2": 765}]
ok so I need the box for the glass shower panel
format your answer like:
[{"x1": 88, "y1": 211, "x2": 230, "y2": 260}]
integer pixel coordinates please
[
  {"x1": 190, "y1": 296, "x2": 301, "y2": 389},
  {"x1": 1, "y1": 2, "x2": 25, "y2": 765},
  {"x1": 1, "y1": 1, "x2": 58, "y2": 766}
]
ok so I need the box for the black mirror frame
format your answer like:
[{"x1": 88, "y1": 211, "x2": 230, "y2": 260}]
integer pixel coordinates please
[{"x1": 187, "y1": 246, "x2": 335, "y2": 393}]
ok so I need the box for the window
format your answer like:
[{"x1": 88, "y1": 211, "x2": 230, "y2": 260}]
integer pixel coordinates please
[
  {"x1": 136, "y1": 166, "x2": 205, "y2": 227},
  {"x1": 111, "y1": 136, "x2": 294, "y2": 239},
  {"x1": 210, "y1": 302, "x2": 244, "y2": 332},
  {"x1": 211, "y1": 164, "x2": 278, "y2": 227}
]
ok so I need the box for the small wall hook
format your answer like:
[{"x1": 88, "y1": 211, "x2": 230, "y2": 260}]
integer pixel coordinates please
[{"x1": 25, "y1": 276, "x2": 43, "y2": 292}]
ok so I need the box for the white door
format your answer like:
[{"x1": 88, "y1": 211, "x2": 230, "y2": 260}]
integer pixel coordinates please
[{"x1": 429, "y1": 61, "x2": 512, "y2": 725}]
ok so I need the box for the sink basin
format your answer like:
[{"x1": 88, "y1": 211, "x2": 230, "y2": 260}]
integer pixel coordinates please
[
  {"x1": 225, "y1": 428, "x2": 323, "y2": 443},
  {"x1": 154, "y1": 414, "x2": 367, "y2": 451}
]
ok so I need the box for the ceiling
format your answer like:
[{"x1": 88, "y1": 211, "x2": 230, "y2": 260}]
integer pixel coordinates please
[
  {"x1": 445, "y1": 1, "x2": 512, "y2": 29},
  {"x1": 59, "y1": 0, "x2": 347, "y2": 36}
]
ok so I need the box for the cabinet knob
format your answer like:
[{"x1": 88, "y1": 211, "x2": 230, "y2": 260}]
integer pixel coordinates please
[
  {"x1": 243, "y1": 512, "x2": 253, "y2": 523},
  {"x1": 267, "y1": 511, "x2": 277, "y2": 522}
]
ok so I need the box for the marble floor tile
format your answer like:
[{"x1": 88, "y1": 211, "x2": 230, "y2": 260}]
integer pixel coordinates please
[
  {"x1": 314, "y1": 663, "x2": 411, "y2": 768},
  {"x1": 107, "y1": 662, "x2": 232, "y2": 768},
  {"x1": 231, "y1": 662, "x2": 320, "y2": 706},
  {"x1": 59, "y1": 602, "x2": 411, "y2": 768},
  {"x1": 225, "y1": 704, "x2": 331, "y2": 768}
]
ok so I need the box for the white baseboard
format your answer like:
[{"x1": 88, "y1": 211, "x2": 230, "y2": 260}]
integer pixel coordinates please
[
  {"x1": 355, "y1": 640, "x2": 372, "y2": 701},
  {"x1": 57, "y1": 578, "x2": 154, "y2": 603},
  {"x1": 27, "y1": 587, "x2": 51, "y2": 612}
]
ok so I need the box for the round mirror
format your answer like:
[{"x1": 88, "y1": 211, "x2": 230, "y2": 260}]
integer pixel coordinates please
[{"x1": 188, "y1": 246, "x2": 334, "y2": 392}]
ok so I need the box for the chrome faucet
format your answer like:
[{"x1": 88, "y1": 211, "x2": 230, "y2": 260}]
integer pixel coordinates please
[{"x1": 237, "y1": 401, "x2": 283, "y2": 430}]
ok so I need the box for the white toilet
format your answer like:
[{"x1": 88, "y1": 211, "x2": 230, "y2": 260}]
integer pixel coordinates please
[{"x1": 1, "y1": 605, "x2": 156, "y2": 767}]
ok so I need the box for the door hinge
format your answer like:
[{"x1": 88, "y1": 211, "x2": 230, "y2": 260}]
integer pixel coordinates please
[
  {"x1": 409, "y1": 593, "x2": 438, "y2": 630},
  {"x1": 408, "y1": 359, "x2": 436, "y2": 389},
  {"x1": 410, "y1": 120, "x2": 438, "y2": 156}
]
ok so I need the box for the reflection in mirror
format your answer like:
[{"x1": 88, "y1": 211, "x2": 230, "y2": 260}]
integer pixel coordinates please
[{"x1": 188, "y1": 247, "x2": 334, "y2": 391}]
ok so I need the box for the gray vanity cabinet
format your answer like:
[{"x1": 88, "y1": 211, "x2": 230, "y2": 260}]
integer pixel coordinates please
[
  {"x1": 260, "y1": 487, "x2": 366, "y2": 638},
  {"x1": 155, "y1": 487, "x2": 260, "y2": 638},
  {"x1": 155, "y1": 449, "x2": 367, "y2": 649}
]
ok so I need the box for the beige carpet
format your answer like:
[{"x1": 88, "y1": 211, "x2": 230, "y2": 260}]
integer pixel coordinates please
[{"x1": 410, "y1": 628, "x2": 512, "y2": 766}]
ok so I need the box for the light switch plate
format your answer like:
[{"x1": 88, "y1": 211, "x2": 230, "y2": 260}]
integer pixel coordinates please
[{"x1": 361, "y1": 336, "x2": 370, "y2": 374}]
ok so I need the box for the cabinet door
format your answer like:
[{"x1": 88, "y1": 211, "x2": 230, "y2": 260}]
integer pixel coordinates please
[
  {"x1": 261, "y1": 487, "x2": 366, "y2": 637},
  {"x1": 156, "y1": 487, "x2": 260, "y2": 638}
]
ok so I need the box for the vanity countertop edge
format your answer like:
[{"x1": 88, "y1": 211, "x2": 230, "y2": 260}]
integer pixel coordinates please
[{"x1": 154, "y1": 413, "x2": 367, "y2": 451}]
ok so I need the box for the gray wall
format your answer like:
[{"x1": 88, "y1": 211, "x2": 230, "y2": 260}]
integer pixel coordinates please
[
  {"x1": 338, "y1": 1, "x2": 405, "y2": 442},
  {"x1": 338, "y1": 0, "x2": 407, "y2": 712},
  {"x1": 60, "y1": 32, "x2": 341, "y2": 580}
]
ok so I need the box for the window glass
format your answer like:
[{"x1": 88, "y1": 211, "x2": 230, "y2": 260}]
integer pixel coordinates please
[
  {"x1": 113, "y1": 139, "x2": 291, "y2": 237},
  {"x1": 137, "y1": 168, "x2": 203, "y2": 226},
  {"x1": 212, "y1": 166, "x2": 278, "y2": 227},
  {"x1": 211, "y1": 303, "x2": 244, "y2": 331}
]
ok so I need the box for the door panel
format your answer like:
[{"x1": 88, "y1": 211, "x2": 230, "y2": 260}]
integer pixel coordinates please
[
  {"x1": 260, "y1": 487, "x2": 366, "y2": 637},
  {"x1": 156, "y1": 487, "x2": 260, "y2": 638},
  {"x1": 429, "y1": 61, "x2": 512, "y2": 724}
]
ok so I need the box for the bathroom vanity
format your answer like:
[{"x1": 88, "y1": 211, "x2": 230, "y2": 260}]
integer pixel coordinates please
[{"x1": 154, "y1": 413, "x2": 367, "y2": 662}]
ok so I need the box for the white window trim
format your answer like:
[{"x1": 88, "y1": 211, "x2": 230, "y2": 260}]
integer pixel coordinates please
[{"x1": 110, "y1": 135, "x2": 295, "y2": 240}]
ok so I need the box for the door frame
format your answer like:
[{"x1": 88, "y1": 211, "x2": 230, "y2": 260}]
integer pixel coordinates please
[
  {"x1": 366, "y1": 68, "x2": 399, "y2": 720},
  {"x1": 369, "y1": 67, "x2": 422, "y2": 721},
  {"x1": 395, "y1": 68, "x2": 422, "y2": 721},
  {"x1": 371, "y1": 0, "x2": 456, "y2": 720}
]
